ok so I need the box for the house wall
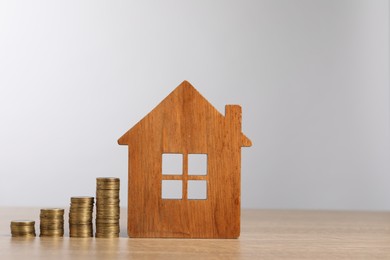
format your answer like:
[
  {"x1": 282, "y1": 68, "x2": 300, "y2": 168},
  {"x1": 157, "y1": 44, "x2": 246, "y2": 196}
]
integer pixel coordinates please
[{"x1": 0, "y1": 0, "x2": 389, "y2": 211}]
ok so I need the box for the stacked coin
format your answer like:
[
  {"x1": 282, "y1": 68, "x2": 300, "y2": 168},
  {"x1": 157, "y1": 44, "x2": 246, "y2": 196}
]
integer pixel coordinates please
[
  {"x1": 10, "y1": 220, "x2": 36, "y2": 237},
  {"x1": 69, "y1": 196, "x2": 94, "y2": 237},
  {"x1": 40, "y1": 208, "x2": 64, "y2": 237},
  {"x1": 96, "y1": 177, "x2": 120, "y2": 238}
]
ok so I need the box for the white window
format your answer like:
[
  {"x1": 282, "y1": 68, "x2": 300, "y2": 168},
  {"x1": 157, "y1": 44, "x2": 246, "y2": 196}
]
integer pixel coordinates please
[
  {"x1": 188, "y1": 154, "x2": 207, "y2": 175},
  {"x1": 188, "y1": 180, "x2": 207, "y2": 200},
  {"x1": 162, "y1": 180, "x2": 182, "y2": 199},
  {"x1": 162, "y1": 154, "x2": 183, "y2": 175}
]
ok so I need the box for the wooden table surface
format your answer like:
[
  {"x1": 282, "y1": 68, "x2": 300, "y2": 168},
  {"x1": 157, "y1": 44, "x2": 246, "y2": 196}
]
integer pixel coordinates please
[{"x1": 1, "y1": 208, "x2": 390, "y2": 259}]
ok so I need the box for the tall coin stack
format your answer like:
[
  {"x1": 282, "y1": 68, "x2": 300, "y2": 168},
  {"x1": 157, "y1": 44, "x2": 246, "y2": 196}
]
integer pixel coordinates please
[
  {"x1": 69, "y1": 196, "x2": 94, "y2": 238},
  {"x1": 10, "y1": 220, "x2": 36, "y2": 237},
  {"x1": 96, "y1": 177, "x2": 120, "y2": 238},
  {"x1": 40, "y1": 208, "x2": 64, "y2": 237}
]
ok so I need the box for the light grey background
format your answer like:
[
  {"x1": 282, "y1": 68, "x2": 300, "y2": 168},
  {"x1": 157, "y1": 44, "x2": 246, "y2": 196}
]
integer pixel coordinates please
[{"x1": 0, "y1": 0, "x2": 389, "y2": 210}]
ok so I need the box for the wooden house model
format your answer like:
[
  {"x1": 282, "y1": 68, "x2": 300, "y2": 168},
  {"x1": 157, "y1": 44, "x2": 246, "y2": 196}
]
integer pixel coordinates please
[{"x1": 118, "y1": 81, "x2": 252, "y2": 238}]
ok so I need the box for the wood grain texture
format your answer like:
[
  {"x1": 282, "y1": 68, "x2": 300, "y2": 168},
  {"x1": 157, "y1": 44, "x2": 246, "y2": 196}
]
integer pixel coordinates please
[
  {"x1": 1, "y1": 208, "x2": 390, "y2": 259},
  {"x1": 118, "y1": 81, "x2": 252, "y2": 238}
]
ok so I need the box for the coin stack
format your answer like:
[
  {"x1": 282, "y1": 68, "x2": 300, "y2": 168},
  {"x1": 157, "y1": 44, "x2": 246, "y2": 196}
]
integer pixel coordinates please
[
  {"x1": 40, "y1": 208, "x2": 64, "y2": 237},
  {"x1": 96, "y1": 177, "x2": 120, "y2": 238},
  {"x1": 10, "y1": 220, "x2": 36, "y2": 237},
  {"x1": 69, "y1": 196, "x2": 94, "y2": 238}
]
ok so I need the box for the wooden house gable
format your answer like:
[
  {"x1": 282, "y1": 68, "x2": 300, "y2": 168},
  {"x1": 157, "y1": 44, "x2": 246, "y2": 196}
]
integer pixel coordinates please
[{"x1": 118, "y1": 80, "x2": 251, "y2": 151}]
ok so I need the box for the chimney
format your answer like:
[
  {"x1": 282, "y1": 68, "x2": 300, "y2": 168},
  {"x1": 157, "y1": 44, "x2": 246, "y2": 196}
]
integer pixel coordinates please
[{"x1": 225, "y1": 105, "x2": 242, "y2": 130}]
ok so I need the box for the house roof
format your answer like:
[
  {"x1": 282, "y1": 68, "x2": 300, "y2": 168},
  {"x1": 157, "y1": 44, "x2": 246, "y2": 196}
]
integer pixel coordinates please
[{"x1": 118, "y1": 80, "x2": 252, "y2": 147}]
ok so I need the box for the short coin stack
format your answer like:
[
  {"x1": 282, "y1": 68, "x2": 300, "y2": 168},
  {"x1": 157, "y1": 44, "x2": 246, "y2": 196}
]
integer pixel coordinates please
[
  {"x1": 40, "y1": 208, "x2": 64, "y2": 237},
  {"x1": 96, "y1": 177, "x2": 120, "y2": 238},
  {"x1": 10, "y1": 220, "x2": 36, "y2": 237},
  {"x1": 69, "y1": 196, "x2": 94, "y2": 237}
]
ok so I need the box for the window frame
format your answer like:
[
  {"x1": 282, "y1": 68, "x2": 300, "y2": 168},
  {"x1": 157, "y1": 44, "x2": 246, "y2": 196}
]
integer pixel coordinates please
[{"x1": 161, "y1": 153, "x2": 208, "y2": 200}]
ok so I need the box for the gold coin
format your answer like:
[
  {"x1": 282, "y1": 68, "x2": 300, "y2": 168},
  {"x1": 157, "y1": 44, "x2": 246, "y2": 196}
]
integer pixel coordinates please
[
  {"x1": 40, "y1": 208, "x2": 64, "y2": 214},
  {"x1": 40, "y1": 230, "x2": 64, "y2": 235},
  {"x1": 95, "y1": 233, "x2": 119, "y2": 238},
  {"x1": 11, "y1": 220, "x2": 35, "y2": 226},
  {"x1": 96, "y1": 210, "x2": 120, "y2": 214},
  {"x1": 69, "y1": 202, "x2": 94, "y2": 205},
  {"x1": 11, "y1": 227, "x2": 35, "y2": 230},
  {"x1": 40, "y1": 234, "x2": 63, "y2": 237},
  {"x1": 40, "y1": 223, "x2": 64, "y2": 228},
  {"x1": 96, "y1": 190, "x2": 119, "y2": 195},
  {"x1": 71, "y1": 196, "x2": 94, "y2": 200},
  {"x1": 96, "y1": 177, "x2": 120, "y2": 182},
  {"x1": 96, "y1": 206, "x2": 119, "y2": 210},
  {"x1": 96, "y1": 197, "x2": 120, "y2": 200},
  {"x1": 12, "y1": 234, "x2": 36, "y2": 238},
  {"x1": 40, "y1": 217, "x2": 63, "y2": 221},
  {"x1": 70, "y1": 197, "x2": 94, "y2": 204},
  {"x1": 96, "y1": 227, "x2": 120, "y2": 231},
  {"x1": 96, "y1": 220, "x2": 119, "y2": 225}
]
